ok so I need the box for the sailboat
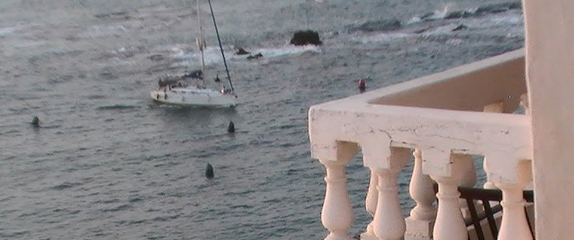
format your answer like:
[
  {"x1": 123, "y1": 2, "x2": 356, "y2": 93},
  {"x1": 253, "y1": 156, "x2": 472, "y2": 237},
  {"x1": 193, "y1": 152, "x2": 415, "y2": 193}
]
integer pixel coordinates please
[{"x1": 150, "y1": 0, "x2": 238, "y2": 107}]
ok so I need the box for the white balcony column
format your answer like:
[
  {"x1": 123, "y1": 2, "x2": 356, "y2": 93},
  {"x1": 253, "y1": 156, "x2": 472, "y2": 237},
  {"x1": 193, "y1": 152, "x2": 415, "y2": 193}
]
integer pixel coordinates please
[
  {"x1": 428, "y1": 153, "x2": 467, "y2": 240},
  {"x1": 320, "y1": 157, "x2": 355, "y2": 240},
  {"x1": 494, "y1": 161, "x2": 533, "y2": 240},
  {"x1": 364, "y1": 169, "x2": 379, "y2": 236},
  {"x1": 405, "y1": 149, "x2": 436, "y2": 240}
]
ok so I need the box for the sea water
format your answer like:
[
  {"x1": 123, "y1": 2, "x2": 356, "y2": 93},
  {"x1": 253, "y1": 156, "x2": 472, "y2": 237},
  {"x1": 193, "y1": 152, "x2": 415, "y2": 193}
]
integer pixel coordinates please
[{"x1": 0, "y1": 0, "x2": 524, "y2": 239}]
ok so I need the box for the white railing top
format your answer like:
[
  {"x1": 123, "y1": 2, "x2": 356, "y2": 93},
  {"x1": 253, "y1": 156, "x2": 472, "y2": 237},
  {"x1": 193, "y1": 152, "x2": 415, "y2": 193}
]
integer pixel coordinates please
[
  {"x1": 313, "y1": 49, "x2": 525, "y2": 112},
  {"x1": 309, "y1": 48, "x2": 531, "y2": 183}
]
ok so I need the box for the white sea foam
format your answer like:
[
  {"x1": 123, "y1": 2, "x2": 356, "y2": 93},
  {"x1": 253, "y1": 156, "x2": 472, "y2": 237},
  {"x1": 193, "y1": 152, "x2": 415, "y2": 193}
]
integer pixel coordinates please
[
  {"x1": 79, "y1": 21, "x2": 144, "y2": 38},
  {"x1": 428, "y1": 5, "x2": 452, "y2": 20},
  {"x1": 354, "y1": 32, "x2": 413, "y2": 44},
  {"x1": 0, "y1": 26, "x2": 21, "y2": 37},
  {"x1": 169, "y1": 44, "x2": 321, "y2": 67},
  {"x1": 420, "y1": 24, "x2": 459, "y2": 37},
  {"x1": 406, "y1": 17, "x2": 422, "y2": 25},
  {"x1": 486, "y1": 15, "x2": 523, "y2": 25},
  {"x1": 241, "y1": 45, "x2": 321, "y2": 59}
]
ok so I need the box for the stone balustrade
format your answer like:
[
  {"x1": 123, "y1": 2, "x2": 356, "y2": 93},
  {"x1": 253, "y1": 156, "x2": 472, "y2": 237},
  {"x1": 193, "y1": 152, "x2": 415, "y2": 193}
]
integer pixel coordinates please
[{"x1": 308, "y1": 49, "x2": 534, "y2": 240}]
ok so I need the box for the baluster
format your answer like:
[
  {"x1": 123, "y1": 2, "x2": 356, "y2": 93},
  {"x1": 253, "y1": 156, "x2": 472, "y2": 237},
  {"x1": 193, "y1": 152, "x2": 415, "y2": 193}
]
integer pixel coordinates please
[
  {"x1": 361, "y1": 169, "x2": 379, "y2": 240},
  {"x1": 372, "y1": 148, "x2": 410, "y2": 240},
  {"x1": 497, "y1": 183, "x2": 533, "y2": 240},
  {"x1": 429, "y1": 153, "x2": 467, "y2": 240},
  {"x1": 321, "y1": 159, "x2": 354, "y2": 240},
  {"x1": 405, "y1": 149, "x2": 436, "y2": 240},
  {"x1": 495, "y1": 161, "x2": 533, "y2": 240}
]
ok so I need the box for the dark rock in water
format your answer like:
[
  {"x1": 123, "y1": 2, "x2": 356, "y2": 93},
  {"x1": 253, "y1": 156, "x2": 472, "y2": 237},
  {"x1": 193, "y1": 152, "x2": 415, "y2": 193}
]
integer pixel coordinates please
[
  {"x1": 205, "y1": 163, "x2": 214, "y2": 179},
  {"x1": 236, "y1": 48, "x2": 250, "y2": 55},
  {"x1": 290, "y1": 30, "x2": 322, "y2": 46},
  {"x1": 350, "y1": 19, "x2": 401, "y2": 32},
  {"x1": 31, "y1": 116, "x2": 40, "y2": 127},
  {"x1": 452, "y1": 24, "x2": 468, "y2": 32},
  {"x1": 246, "y1": 53, "x2": 263, "y2": 60},
  {"x1": 227, "y1": 121, "x2": 235, "y2": 133}
]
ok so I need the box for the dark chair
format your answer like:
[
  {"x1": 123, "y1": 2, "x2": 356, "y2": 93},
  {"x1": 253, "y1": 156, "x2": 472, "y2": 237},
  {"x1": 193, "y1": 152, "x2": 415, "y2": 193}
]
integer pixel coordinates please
[{"x1": 433, "y1": 184, "x2": 535, "y2": 240}]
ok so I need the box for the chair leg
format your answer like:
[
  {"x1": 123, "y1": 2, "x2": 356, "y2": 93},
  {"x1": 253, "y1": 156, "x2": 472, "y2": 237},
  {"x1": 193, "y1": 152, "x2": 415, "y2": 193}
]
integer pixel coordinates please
[
  {"x1": 525, "y1": 208, "x2": 535, "y2": 240},
  {"x1": 482, "y1": 200, "x2": 499, "y2": 239},
  {"x1": 467, "y1": 198, "x2": 486, "y2": 240}
]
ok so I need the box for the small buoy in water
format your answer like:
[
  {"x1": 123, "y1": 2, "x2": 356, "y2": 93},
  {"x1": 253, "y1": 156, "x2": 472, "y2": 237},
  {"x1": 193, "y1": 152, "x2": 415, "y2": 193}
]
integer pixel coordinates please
[
  {"x1": 205, "y1": 163, "x2": 214, "y2": 179},
  {"x1": 227, "y1": 121, "x2": 235, "y2": 133},
  {"x1": 358, "y1": 79, "x2": 366, "y2": 93},
  {"x1": 31, "y1": 116, "x2": 40, "y2": 127}
]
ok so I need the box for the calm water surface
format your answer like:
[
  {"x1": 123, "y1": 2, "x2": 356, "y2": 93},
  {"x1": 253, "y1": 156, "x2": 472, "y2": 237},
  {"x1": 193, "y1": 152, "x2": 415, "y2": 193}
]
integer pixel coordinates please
[{"x1": 0, "y1": 0, "x2": 524, "y2": 239}]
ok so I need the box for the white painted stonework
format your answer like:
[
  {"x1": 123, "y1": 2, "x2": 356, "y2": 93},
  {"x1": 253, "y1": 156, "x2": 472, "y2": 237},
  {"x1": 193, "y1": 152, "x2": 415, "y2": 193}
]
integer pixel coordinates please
[
  {"x1": 309, "y1": 48, "x2": 538, "y2": 240},
  {"x1": 309, "y1": 1, "x2": 574, "y2": 238}
]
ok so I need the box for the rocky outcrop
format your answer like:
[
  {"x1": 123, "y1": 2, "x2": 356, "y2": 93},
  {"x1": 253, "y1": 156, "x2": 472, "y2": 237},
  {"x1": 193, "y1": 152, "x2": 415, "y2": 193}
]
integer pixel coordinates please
[
  {"x1": 290, "y1": 30, "x2": 322, "y2": 46},
  {"x1": 235, "y1": 48, "x2": 250, "y2": 55},
  {"x1": 246, "y1": 53, "x2": 263, "y2": 60}
]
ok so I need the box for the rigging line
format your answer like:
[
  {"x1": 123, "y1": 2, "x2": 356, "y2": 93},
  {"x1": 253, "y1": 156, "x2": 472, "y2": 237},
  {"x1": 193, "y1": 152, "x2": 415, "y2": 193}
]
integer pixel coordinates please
[
  {"x1": 196, "y1": 0, "x2": 206, "y2": 86},
  {"x1": 207, "y1": 0, "x2": 235, "y2": 94}
]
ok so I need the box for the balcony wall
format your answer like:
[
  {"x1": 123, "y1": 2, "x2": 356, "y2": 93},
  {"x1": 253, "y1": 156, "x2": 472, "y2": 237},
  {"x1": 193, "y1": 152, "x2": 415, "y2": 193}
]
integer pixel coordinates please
[{"x1": 308, "y1": 49, "x2": 534, "y2": 240}]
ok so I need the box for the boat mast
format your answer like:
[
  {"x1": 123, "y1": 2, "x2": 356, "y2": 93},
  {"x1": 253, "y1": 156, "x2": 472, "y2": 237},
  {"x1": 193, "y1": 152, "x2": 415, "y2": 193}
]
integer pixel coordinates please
[
  {"x1": 196, "y1": 0, "x2": 206, "y2": 87},
  {"x1": 207, "y1": 0, "x2": 235, "y2": 93}
]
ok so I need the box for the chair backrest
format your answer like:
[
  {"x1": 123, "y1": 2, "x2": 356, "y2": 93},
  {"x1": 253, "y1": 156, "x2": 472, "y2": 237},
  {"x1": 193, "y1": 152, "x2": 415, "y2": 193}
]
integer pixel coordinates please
[{"x1": 433, "y1": 185, "x2": 534, "y2": 240}]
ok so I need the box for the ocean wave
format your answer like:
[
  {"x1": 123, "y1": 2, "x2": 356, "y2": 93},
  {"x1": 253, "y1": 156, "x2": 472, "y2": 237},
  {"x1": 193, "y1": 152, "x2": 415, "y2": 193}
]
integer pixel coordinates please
[
  {"x1": 235, "y1": 45, "x2": 321, "y2": 60},
  {"x1": 347, "y1": 18, "x2": 402, "y2": 33},
  {"x1": 79, "y1": 21, "x2": 144, "y2": 39},
  {"x1": 52, "y1": 181, "x2": 83, "y2": 190},
  {"x1": 0, "y1": 26, "x2": 22, "y2": 37},
  {"x1": 353, "y1": 32, "x2": 413, "y2": 44},
  {"x1": 167, "y1": 44, "x2": 321, "y2": 68},
  {"x1": 420, "y1": 24, "x2": 462, "y2": 36},
  {"x1": 101, "y1": 204, "x2": 131, "y2": 213},
  {"x1": 412, "y1": 1, "x2": 522, "y2": 23},
  {"x1": 96, "y1": 104, "x2": 140, "y2": 111}
]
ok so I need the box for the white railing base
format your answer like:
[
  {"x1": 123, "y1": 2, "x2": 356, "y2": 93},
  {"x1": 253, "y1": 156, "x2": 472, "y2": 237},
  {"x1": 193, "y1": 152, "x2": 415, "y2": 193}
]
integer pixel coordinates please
[
  {"x1": 360, "y1": 232, "x2": 379, "y2": 240},
  {"x1": 405, "y1": 216, "x2": 434, "y2": 240}
]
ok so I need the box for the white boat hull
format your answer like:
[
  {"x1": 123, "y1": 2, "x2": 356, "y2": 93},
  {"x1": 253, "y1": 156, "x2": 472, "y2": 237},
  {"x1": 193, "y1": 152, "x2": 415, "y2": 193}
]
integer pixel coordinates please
[{"x1": 151, "y1": 88, "x2": 237, "y2": 107}]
